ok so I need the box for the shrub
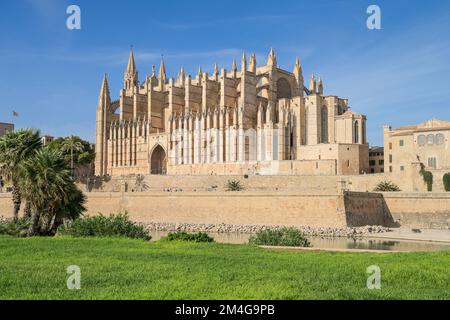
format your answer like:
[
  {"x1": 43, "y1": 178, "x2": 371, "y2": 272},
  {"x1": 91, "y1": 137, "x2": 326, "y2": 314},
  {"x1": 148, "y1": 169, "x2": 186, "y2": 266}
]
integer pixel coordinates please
[
  {"x1": 164, "y1": 231, "x2": 214, "y2": 243},
  {"x1": 420, "y1": 169, "x2": 433, "y2": 192},
  {"x1": 373, "y1": 181, "x2": 401, "y2": 192},
  {"x1": 0, "y1": 217, "x2": 29, "y2": 237},
  {"x1": 443, "y1": 173, "x2": 450, "y2": 192},
  {"x1": 57, "y1": 212, "x2": 151, "y2": 240},
  {"x1": 226, "y1": 180, "x2": 244, "y2": 191},
  {"x1": 248, "y1": 227, "x2": 311, "y2": 247}
]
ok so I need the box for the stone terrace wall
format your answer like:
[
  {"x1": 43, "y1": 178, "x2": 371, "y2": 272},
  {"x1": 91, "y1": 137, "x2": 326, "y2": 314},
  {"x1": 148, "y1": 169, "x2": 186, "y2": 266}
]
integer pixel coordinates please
[
  {"x1": 344, "y1": 192, "x2": 394, "y2": 227},
  {"x1": 383, "y1": 192, "x2": 450, "y2": 229},
  {"x1": 80, "y1": 172, "x2": 422, "y2": 194},
  {"x1": 82, "y1": 191, "x2": 348, "y2": 228},
  {"x1": 2, "y1": 189, "x2": 449, "y2": 229}
]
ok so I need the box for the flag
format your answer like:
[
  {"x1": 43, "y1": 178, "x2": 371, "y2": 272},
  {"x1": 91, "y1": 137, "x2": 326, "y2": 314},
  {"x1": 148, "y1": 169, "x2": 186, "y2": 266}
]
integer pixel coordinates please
[{"x1": 12, "y1": 111, "x2": 18, "y2": 117}]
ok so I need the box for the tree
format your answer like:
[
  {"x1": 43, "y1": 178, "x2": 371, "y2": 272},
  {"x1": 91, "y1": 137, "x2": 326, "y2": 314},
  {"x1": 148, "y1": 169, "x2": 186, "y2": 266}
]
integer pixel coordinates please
[
  {"x1": 0, "y1": 129, "x2": 42, "y2": 220},
  {"x1": 47, "y1": 136, "x2": 94, "y2": 170},
  {"x1": 374, "y1": 181, "x2": 401, "y2": 192},
  {"x1": 443, "y1": 173, "x2": 450, "y2": 192},
  {"x1": 226, "y1": 180, "x2": 244, "y2": 191},
  {"x1": 18, "y1": 148, "x2": 85, "y2": 236},
  {"x1": 60, "y1": 135, "x2": 84, "y2": 174}
]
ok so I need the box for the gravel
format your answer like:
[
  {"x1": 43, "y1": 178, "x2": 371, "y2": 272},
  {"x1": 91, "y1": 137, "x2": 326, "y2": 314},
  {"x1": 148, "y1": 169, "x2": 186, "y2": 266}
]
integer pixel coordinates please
[{"x1": 143, "y1": 222, "x2": 391, "y2": 238}]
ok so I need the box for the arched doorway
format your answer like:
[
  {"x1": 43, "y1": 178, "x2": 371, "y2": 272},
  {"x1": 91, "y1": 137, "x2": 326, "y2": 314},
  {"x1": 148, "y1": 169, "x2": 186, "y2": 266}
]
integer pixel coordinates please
[{"x1": 150, "y1": 145, "x2": 166, "y2": 175}]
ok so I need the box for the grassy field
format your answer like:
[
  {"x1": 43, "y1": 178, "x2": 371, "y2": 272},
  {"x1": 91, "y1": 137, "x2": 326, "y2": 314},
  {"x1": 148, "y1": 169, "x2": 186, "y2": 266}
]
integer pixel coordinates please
[{"x1": 0, "y1": 235, "x2": 449, "y2": 299}]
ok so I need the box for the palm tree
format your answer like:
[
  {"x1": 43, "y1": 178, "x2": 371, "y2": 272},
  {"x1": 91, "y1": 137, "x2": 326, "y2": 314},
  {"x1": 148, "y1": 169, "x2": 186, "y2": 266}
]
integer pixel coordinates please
[
  {"x1": 0, "y1": 129, "x2": 42, "y2": 220},
  {"x1": 18, "y1": 148, "x2": 84, "y2": 236},
  {"x1": 60, "y1": 135, "x2": 84, "y2": 176}
]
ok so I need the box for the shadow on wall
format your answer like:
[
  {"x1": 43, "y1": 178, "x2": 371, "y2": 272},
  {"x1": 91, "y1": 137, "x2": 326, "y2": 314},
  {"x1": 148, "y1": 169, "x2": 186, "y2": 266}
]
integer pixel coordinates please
[
  {"x1": 85, "y1": 175, "x2": 111, "y2": 192},
  {"x1": 380, "y1": 196, "x2": 400, "y2": 228},
  {"x1": 343, "y1": 192, "x2": 399, "y2": 228}
]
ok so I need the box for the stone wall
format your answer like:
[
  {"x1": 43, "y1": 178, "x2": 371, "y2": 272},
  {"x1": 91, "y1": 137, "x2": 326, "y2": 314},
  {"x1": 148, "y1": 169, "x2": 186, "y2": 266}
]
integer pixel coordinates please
[
  {"x1": 344, "y1": 192, "x2": 395, "y2": 227},
  {"x1": 1, "y1": 186, "x2": 449, "y2": 230},
  {"x1": 79, "y1": 171, "x2": 427, "y2": 194},
  {"x1": 382, "y1": 192, "x2": 450, "y2": 229},
  {"x1": 82, "y1": 191, "x2": 348, "y2": 228}
]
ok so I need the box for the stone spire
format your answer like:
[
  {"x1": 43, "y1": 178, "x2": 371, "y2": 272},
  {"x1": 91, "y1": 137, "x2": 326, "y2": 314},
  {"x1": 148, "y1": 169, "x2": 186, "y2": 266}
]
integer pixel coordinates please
[
  {"x1": 293, "y1": 57, "x2": 304, "y2": 95},
  {"x1": 124, "y1": 47, "x2": 138, "y2": 89},
  {"x1": 213, "y1": 63, "x2": 219, "y2": 81},
  {"x1": 177, "y1": 66, "x2": 185, "y2": 85},
  {"x1": 309, "y1": 73, "x2": 316, "y2": 93},
  {"x1": 294, "y1": 57, "x2": 302, "y2": 73},
  {"x1": 95, "y1": 73, "x2": 111, "y2": 176},
  {"x1": 126, "y1": 47, "x2": 136, "y2": 74},
  {"x1": 317, "y1": 75, "x2": 323, "y2": 94},
  {"x1": 231, "y1": 59, "x2": 237, "y2": 78},
  {"x1": 158, "y1": 55, "x2": 166, "y2": 83},
  {"x1": 267, "y1": 48, "x2": 277, "y2": 68},
  {"x1": 214, "y1": 63, "x2": 219, "y2": 75},
  {"x1": 151, "y1": 65, "x2": 156, "y2": 77},
  {"x1": 196, "y1": 66, "x2": 203, "y2": 81},
  {"x1": 249, "y1": 53, "x2": 256, "y2": 73},
  {"x1": 98, "y1": 73, "x2": 111, "y2": 109},
  {"x1": 241, "y1": 51, "x2": 247, "y2": 72}
]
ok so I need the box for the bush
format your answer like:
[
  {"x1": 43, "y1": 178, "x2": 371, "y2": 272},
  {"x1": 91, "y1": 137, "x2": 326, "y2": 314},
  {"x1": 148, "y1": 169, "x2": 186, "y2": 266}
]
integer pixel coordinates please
[
  {"x1": 443, "y1": 173, "x2": 450, "y2": 192},
  {"x1": 373, "y1": 181, "x2": 401, "y2": 192},
  {"x1": 226, "y1": 180, "x2": 244, "y2": 191},
  {"x1": 57, "y1": 212, "x2": 151, "y2": 241},
  {"x1": 248, "y1": 227, "x2": 311, "y2": 247},
  {"x1": 420, "y1": 169, "x2": 433, "y2": 192},
  {"x1": 164, "y1": 231, "x2": 214, "y2": 243},
  {"x1": 0, "y1": 217, "x2": 29, "y2": 237}
]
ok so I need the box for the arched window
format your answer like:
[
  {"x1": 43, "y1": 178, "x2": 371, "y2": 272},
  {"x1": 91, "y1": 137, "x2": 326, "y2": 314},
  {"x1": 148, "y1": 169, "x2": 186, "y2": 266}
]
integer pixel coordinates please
[
  {"x1": 354, "y1": 121, "x2": 359, "y2": 144},
  {"x1": 276, "y1": 78, "x2": 292, "y2": 99},
  {"x1": 436, "y1": 133, "x2": 445, "y2": 145},
  {"x1": 427, "y1": 134, "x2": 434, "y2": 145},
  {"x1": 417, "y1": 134, "x2": 426, "y2": 146},
  {"x1": 362, "y1": 121, "x2": 366, "y2": 144},
  {"x1": 321, "y1": 106, "x2": 328, "y2": 143}
]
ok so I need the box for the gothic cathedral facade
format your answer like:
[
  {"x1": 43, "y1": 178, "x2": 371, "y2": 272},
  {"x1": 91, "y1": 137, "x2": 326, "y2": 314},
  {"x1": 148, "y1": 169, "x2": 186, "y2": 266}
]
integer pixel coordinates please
[{"x1": 95, "y1": 48, "x2": 369, "y2": 176}]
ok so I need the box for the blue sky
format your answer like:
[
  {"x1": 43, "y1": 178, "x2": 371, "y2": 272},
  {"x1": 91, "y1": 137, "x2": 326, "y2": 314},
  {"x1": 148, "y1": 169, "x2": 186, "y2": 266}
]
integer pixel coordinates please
[{"x1": 1, "y1": 0, "x2": 449, "y2": 146}]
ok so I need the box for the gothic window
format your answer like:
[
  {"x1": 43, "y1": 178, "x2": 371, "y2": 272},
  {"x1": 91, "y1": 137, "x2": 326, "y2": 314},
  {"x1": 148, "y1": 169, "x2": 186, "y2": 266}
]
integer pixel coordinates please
[
  {"x1": 436, "y1": 133, "x2": 445, "y2": 145},
  {"x1": 362, "y1": 121, "x2": 366, "y2": 144},
  {"x1": 321, "y1": 106, "x2": 328, "y2": 143},
  {"x1": 427, "y1": 157, "x2": 437, "y2": 169},
  {"x1": 417, "y1": 134, "x2": 426, "y2": 146},
  {"x1": 354, "y1": 121, "x2": 359, "y2": 144},
  {"x1": 427, "y1": 134, "x2": 434, "y2": 145},
  {"x1": 276, "y1": 78, "x2": 292, "y2": 99}
]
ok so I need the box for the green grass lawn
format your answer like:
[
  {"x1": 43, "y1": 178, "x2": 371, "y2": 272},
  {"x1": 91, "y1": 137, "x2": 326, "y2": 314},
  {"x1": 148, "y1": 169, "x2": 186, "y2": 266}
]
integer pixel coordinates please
[{"x1": 0, "y1": 235, "x2": 449, "y2": 299}]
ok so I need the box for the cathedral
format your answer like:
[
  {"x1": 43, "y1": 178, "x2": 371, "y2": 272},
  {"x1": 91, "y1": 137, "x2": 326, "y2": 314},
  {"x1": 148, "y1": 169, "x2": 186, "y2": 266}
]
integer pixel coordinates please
[{"x1": 95, "y1": 48, "x2": 368, "y2": 177}]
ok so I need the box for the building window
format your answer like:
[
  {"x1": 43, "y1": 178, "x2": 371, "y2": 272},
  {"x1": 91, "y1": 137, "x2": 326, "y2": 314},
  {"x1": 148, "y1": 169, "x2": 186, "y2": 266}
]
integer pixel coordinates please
[
  {"x1": 370, "y1": 168, "x2": 375, "y2": 173},
  {"x1": 354, "y1": 121, "x2": 359, "y2": 144},
  {"x1": 389, "y1": 166, "x2": 392, "y2": 173},
  {"x1": 399, "y1": 140, "x2": 404, "y2": 146},
  {"x1": 369, "y1": 160, "x2": 376, "y2": 166},
  {"x1": 417, "y1": 134, "x2": 426, "y2": 146},
  {"x1": 347, "y1": 160, "x2": 350, "y2": 167},
  {"x1": 427, "y1": 134, "x2": 434, "y2": 145},
  {"x1": 427, "y1": 157, "x2": 437, "y2": 169},
  {"x1": 379, "y1": 159, "x2": 384, "y2": 165},
  {"x1": 400, "y1": 166, "x2": 404, "y2": 171},
  {"x1": 381, "y1": 168, "x2": 384, "y2": 173},
  {"x1": 389, "y1": 154, "x2": 392, "y2": 163},
  {"x1": 389, "y1": 142, "x2": 392, "y2": 150},
  {"x1": 436, "y1": 133, "x2": 445, "y2": 145}
]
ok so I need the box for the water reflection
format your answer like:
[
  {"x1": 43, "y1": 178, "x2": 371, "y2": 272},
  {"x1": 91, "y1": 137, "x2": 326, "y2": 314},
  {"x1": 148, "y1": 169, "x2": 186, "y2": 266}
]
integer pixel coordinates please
[{"x1": 150, "y1": 230, "x2": 450, "y2": 252}]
